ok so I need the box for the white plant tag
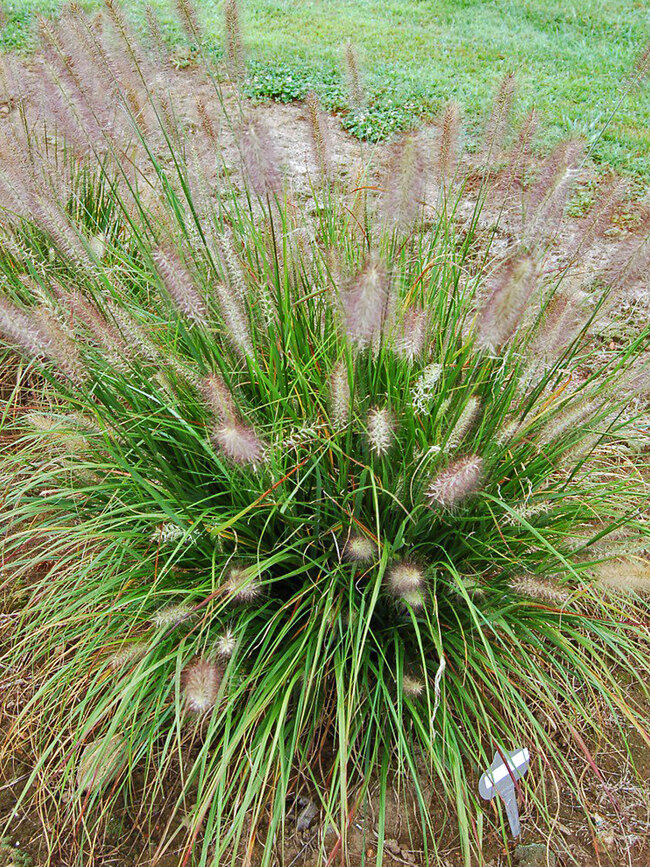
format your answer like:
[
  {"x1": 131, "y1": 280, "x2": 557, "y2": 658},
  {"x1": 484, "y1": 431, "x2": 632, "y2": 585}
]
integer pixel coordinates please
[{"x1": 479, "y1": 747, "x2": 530, "y2": 838}]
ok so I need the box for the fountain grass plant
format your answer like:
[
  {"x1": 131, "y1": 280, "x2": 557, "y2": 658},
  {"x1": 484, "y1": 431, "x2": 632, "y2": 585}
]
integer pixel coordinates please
[{"x1": 1, "y1": 2, "x2": 650, "y2": 864}]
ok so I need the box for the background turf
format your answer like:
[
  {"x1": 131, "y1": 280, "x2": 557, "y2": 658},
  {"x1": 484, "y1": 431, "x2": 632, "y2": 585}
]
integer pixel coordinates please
[{"x1": 2, "y1": 0, "x2": 649, "y2": 178}]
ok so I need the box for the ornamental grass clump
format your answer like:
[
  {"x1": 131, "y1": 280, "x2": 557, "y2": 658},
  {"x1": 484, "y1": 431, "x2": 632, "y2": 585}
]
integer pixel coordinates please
[{"x1": 1, "y1": 3, "x2": 650, "y2": 865}]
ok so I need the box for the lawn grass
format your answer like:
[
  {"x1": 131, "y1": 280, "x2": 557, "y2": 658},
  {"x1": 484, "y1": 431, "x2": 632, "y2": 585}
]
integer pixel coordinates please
[
  {"x1": 2, "y1": 2, "x2": 649, "y2": 170},
  {"x1": 2, "y1": 0, "x2": 649, "y2": 179}
]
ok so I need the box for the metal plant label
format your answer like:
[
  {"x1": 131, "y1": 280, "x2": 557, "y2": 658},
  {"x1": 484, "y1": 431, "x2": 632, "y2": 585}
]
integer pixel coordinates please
[{"x1": 479, "y1": 747, "x2": 530, "y2": 838}]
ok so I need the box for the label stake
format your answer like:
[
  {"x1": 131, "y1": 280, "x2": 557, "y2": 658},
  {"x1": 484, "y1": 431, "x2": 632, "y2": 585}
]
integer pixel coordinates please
[{"x1": 479, "y1": 747, "x2": 530, "y2": 838}]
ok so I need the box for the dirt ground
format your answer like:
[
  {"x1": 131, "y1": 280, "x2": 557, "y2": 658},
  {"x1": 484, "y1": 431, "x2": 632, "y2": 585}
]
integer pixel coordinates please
[
  {"x1": 2, "y1": 726, "x2": 650, "y2": 867},
  {"x1": 1, "y1": 53, "x2": 649, "y2": 867}
]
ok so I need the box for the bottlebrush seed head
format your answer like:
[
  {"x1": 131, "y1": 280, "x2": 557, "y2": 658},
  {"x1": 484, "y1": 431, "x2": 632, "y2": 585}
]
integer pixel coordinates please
[
  {"x1": 25, "y1": 412, "x2": 87, "y2": 454},
  {"x1": 497, "y1": 109, "x2": 538, "y2": 209},
  {"x1": 399, "y1": 588, "x2": 425, "y2": 609},
  {"x1": 216, "y1": 231, "x2": 248, "y2": 300},
  {"x1": 110, "y1": 304, "x2": 160, "y2": 364},
  {"x1": 366, "y1": 406, "x2": 394, "y2": 456},
  {"x1": 305, "y1": 90, "x2": 331, "y2": 183},
  {"x1": 76, "y1": 734, "x2": 127, "y2": 795},
  {"x1": 67, "y1": 291, "x2": 128, "y2": 366},
  {"x1": 392, "y1": 305, "x2": 429, "y2": 362},
  {"x1": 33, "y1": 308, "x2": 86, "y2": 382},
  {"x1": 402, "y1": 674, "x2": 425, "y2": 697},
  {"x1": 622, "y1": 361, "x2": 650, "y2": 398},
  {"x1": 452, "y1": 575, "x2": 485, "y2": 598},
  {"x1": 214, "y1": 281, "x2": 253, "y2": 358},
  {"x1": 212, "y1": 420, "x2": 265, "y2": 467},
  {"x1": 427, "y1": 455, "x2": 483, "y2": 510},
  {"x1": 196, "y1": 98, "x2": 219, "y2": 144},
  {"x1": 224, "y1": 565, "x2": 262, "y2": 603},
  {"x1": 525, "y1": 138, "x2": 585, "y2": 239},
  {"x1": 538, "y1": 398, "x2": 598, "y2": 445},
  {"x1": 224, "y1": 0, "x2": 245, "y2": 84},
  {"x1": 152, "y1": 522, "x2": 198, "y2": 545},
  {"x1": 596, "y1": 559, "x2": 650, "y2": 595},
  {"x1": 216, "y1": 628, "x2": 237, "y2": 658},
  {"x1": 437, "y1": 100, "x2": 461, "y2": 187},
  {"x1": 483, "y1": 71, "x2": 516, "y2": 154},
  {"x1": 175, "y1": 0, "x2": 202, "y2": 42},
  {"x1": 153, "y1": 247, "x2": 207, "y2": 325},
  {"x1": 529, "y1": 287, "x2": 591, "y2": 365},
  {"x1": 202, "y1": 373, "x2": 237, "y2": 422},
  {"x1": 343, "y1": 534, "x2": 378, "y2": 563},
  {"x1": 445, "y1": 397, "x2": 481, "y2": 453},
  {"x1": 384, "y1": 133, "x2": 426, "y2": 231},
  {"x1": 182, "y1": 656, "x2": 223, "y2": 713},
  {"x1": 0, "y1": 296, "x2": 51, "y2": 360},
  {"x1": 343, "y1": 257, "x2": 387, "y2": 349},
  {"x1": 476, "y1": 255, "x2": 537, "y2": 351},
  {"x1": 495, "y1": 419, "x2": 522, "y2": 447},
  {"x1": 386, "y1": 561, "x2": 425, "y2": 608},
  {"x1": 344, "y1": 40, "x2": 364, "y2": 112},
  {"x1": 631, "y1": 40, "x2": 650, "y2": 88},
  {"x1": 412, "y1": 363, "x2": 443, "y2": 413},
  {"x1": 329, "y1": 359, "x2": 351, "y2": 428},
  {"x1": 240, "y1": 115, "x2": 281, "y2": 198},
  {"x1": 502, "y1": 500, "x2": 552, "y2": 527},
  {"x1": 108, "y1": 643, "x2": 147, "y2": 670},
  {"x1": 151, "y1": 604, "x2": 193, "y2": 629},
  {"x1": 511, "y1": 574, "x2": 572, "y2": 604}
]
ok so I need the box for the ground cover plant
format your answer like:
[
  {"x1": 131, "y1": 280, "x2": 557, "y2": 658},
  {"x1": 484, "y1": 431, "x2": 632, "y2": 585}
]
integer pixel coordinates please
[
  {"x1": 1, "y1": 0, "x2": 650, "y2": 179},
  {"x1": 1, "y1": 2, "x2": 650, "y2": 865}
]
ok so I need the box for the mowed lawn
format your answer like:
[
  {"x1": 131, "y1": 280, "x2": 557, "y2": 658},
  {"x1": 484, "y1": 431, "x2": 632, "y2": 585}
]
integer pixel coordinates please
[{"x1": 2, "y1": 0, "x2": 650, "y2": 178}]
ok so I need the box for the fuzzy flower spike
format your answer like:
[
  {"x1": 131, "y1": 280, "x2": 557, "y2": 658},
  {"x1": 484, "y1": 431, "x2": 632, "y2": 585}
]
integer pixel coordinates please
[
  {"x1": 223, "y1": 564, "x2": 263, "y2": 603},
  {"x1": 386, "y1": 560, "x2": 426, "y2": 609},
  {"x1": 427, "y1": 455, "x2": 484, "y2": 510},
  {"x1": 366, "y1": 406, "x2": 394, "y2": 456},
  {"x1": 329, "y1": 359, "x2": 351, "y2": 429},
  {"x1": 182, "y1": 657, "x2": 223, "y2": 713},
  {"x1": 203, "y1": 374, "x2": 266, "y2": 468},
  {"x1": 213, "y1": 420, "x2": 265, "y2": 467},
  {"x1": 343, "y1": 534, "x2": 378, "y2": 563},
  {"x1": 216, "y1": 628, "x2": 238, "y2": 658},
  {"x1": 342, "y1": 256, "x2": 388, "y2": 349}
]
